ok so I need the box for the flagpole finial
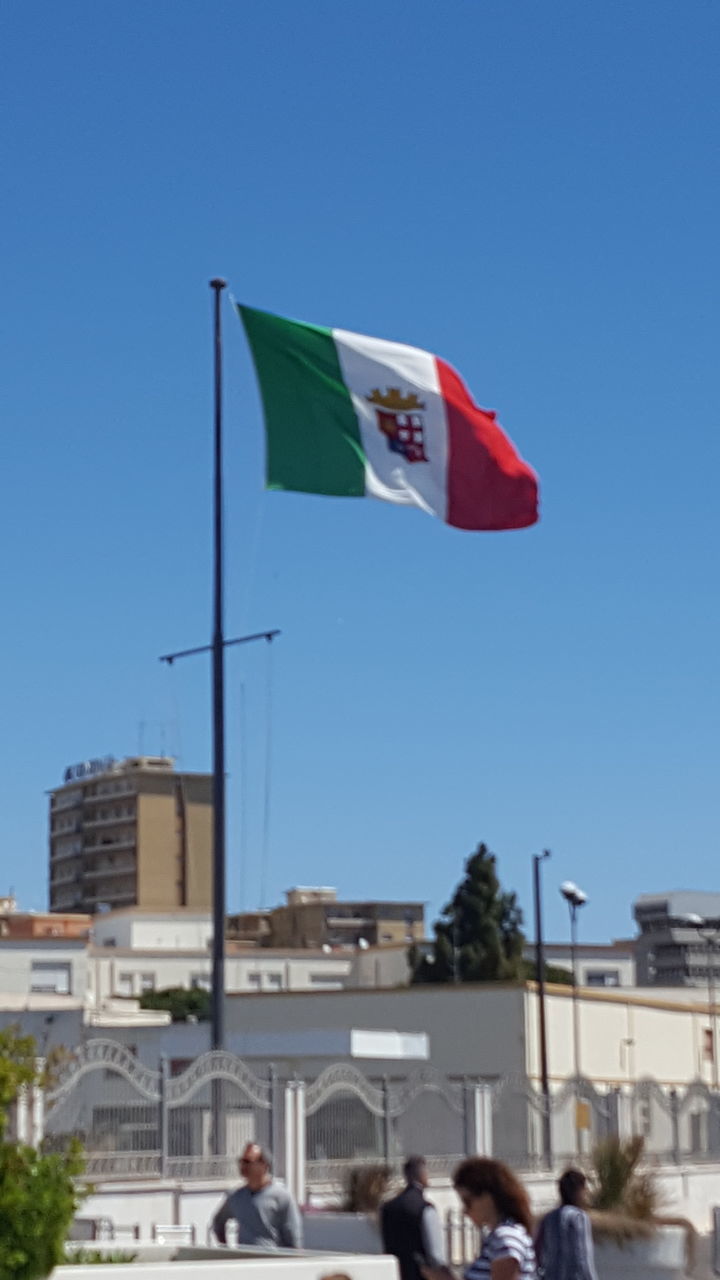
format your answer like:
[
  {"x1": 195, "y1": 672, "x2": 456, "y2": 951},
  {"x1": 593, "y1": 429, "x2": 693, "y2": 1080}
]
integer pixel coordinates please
[{"x1": 210, "y1": 278, "x2": 227, "y2": 291}]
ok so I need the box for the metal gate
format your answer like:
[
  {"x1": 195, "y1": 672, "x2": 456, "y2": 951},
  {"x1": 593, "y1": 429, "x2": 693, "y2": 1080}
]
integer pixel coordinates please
[
  {"x1": 388, "y1": 1069, "x2": 467, "y2": 1175},
  {"x1": 44, "y1": 1039, "x2": 162, "y2": 1178},
  {"x1": 305, "y1": 1064, "x2": 387, "y2": 1188},
  {"x1": 44, "y1": 1040, "x2": 274, "y2": 1180},
  {"x1": 165, "y1": 1052, "x2": 273, "y2": 1179},
  {"x1": 305, "y1": 1063, "x2": 474, "y2": 1192}
]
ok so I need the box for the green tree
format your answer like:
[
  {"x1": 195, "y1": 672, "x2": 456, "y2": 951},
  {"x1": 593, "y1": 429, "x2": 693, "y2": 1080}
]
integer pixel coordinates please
[
  {"x1": 412, "y1": 843, "x2": 526, "y2": 984},
  {"x1": 140, "y1": 986, "x2": 211, "y2": 1022},
  {"x1": 0, "y1": 1026, "x2": 85, "y2": 1280},
  {"x1": 0, "y1": 1028, "x2": 37, "y2": 1124}
]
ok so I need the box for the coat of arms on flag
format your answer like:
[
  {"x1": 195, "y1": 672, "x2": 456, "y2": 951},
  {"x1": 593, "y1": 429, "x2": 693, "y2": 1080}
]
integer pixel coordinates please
[{"x1": 367, "y1": 387, "x2": 428, "y2": 464}]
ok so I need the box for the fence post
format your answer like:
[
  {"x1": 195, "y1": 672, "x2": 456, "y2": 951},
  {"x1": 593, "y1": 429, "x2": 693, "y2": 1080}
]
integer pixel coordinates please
[
  {"x1": 607, "y1": 1087, "x2": 621, "y2": 1140},
  {"x1": 294, "y1": 1079, "x2": 306, "y2": 1208},
  {"x1": 670, "y1": 1088, "x2": 680, "y2": 1164},
  {"x1": 284, "y1": 1081, "x2": 297, "y2": 1201},
  {"x1": 159, "y1": 1055, "x2": 169, "y2": 1178},
  {"x1": 12, "y1": 1085, "x2": 30, "y2": 1144},
  {"x1": 382, "y1": 1076, "x2": 392, "y2": 1163},
  {"x1": 31, "y1": 1081, "x2": 45, "y2": 1149},
  {"x1": 710, "y1": 1091, "x2": 720, "y2": 1157},
  {"x1": 462, "y1": 1077, "x2": 471, "y2": 1156},
  {"x1": 470, "y1": 1083, "x2": 493, "y2": 1156},
  {"x1": 268, "y1": 1063, "x2": 277, "y2": 1163},
  {"x1": 31, "y1": 1058, "x2": 46, "y2": 1149}
]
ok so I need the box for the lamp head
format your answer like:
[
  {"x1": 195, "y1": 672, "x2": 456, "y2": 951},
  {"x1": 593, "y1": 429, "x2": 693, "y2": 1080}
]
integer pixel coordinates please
[{"x1": 560, "y1": 880, "x2": 588, "y2": 907}]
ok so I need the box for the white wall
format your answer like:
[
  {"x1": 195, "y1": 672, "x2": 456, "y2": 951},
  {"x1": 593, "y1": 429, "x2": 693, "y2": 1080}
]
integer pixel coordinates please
[
  {"x1": 525, "y1": 985, "x2": 720, "y2": 1087},
  {"x1": 77, "y1": 1161, "x2": 720, "y2": 1238},
  {"x1": 539, "y1": 944, "x2": 636, "y2": 988},
  {"x1": 63, "y1": 983, "x2": 526, "y2": 1078},
  {"x1": 92, "y1": 914, "x2": 213, "y2": 952},
  {"x1": 88, "y1": 951, "x2": 358, "y2": 1004},
  {"x1": 87, "y1": 947, "x2": 412, "y2": 1005},
  {"x1": 57, "y1": 1256, "x2": 397, "y2": 1280},
  {"x1": 0, "y1": 939, "x2": 88, "y2": 1000},
  {"x1": 222, "y1": 984, "x2": 527, "y2": 1078},
  {"x1": 349, "y1": 947, "x2": 411, "y2": 988}
]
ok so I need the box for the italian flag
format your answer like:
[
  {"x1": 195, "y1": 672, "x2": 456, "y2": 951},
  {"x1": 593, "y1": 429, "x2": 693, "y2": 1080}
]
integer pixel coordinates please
[{"x1": 238, "y1": 305, "x2": 539, "y2": 532}]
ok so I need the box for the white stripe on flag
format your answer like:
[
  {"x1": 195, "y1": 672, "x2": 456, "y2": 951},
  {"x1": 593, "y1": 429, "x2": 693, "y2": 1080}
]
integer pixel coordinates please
[{"x1": 333, "y1": 329, "x2": 449, "y2": 522}]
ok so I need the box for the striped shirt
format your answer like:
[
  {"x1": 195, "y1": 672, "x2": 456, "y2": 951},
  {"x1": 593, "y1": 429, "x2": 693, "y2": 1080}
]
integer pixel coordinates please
[{"x1": 465, "y1": 1219, "x2": 537, "y2": 1280}]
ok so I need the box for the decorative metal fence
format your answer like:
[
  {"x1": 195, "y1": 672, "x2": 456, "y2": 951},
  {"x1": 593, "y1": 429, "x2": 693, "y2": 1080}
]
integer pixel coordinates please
[
  {"x1": 38, "y1": 1039, "x2": 720, "y2": 1189},
  {"x1": 44, "y1": 1040, "x2": 272, "y2": 1180},
  {"x1": 304, "y1": 1063, "x2": 474, "y2": 1190},
  {"x1": 165, "y1": 1052, "x2": 273, "y2": 1180},
  {"x1": 491, "y1": 1072, "x2": 720, "y2": 1169},
  {"x1": 44, "y1": 1040, "x2": 163, "y2": 1178}
]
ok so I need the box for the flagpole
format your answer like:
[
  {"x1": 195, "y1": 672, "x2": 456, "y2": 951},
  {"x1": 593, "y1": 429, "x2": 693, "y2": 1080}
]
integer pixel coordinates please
[
  {"x1": 157, "y1": 283, "x2": 280, "y2": 1162},
  {"x1": 210, "y1": 277, "x2": 227, "y2": 1060}
]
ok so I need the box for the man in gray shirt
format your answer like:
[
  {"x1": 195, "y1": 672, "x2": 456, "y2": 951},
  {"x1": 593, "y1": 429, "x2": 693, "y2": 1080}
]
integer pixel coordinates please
[{"x1": 212, "y1": 1142, "x2": 303, "y2": 1249}]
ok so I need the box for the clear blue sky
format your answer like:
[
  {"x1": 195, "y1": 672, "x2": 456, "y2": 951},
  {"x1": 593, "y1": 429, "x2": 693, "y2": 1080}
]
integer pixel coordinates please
[{"x1": 2, "y1": 1, "x2": 719, "y2": 946}]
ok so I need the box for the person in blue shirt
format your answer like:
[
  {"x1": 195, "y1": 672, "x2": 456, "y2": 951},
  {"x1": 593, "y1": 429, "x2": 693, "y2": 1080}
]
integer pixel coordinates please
[{"x1": 535, "y1": 1168, "x2": 598, "y2": 1280}]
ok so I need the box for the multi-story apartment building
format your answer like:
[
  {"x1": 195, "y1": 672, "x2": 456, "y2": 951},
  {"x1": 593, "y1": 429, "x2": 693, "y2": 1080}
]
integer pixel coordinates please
[
  {"x1": 228, "y1": 886, "x2": 425, "y2": 950},
  {"x1": 49, "y1": 756, "x2": 212, "y2": 914}
]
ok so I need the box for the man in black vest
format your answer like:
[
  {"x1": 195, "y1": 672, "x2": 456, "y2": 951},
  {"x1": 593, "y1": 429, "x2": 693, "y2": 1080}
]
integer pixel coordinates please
[{"x1": 380, "y1": 1155, "x2": 446, "y2": 1280}]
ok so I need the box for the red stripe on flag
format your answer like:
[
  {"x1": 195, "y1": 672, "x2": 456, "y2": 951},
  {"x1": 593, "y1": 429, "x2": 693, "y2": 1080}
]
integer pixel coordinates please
[{"x1": 436, "y1": 357, "x2": 539, "y2": 531}]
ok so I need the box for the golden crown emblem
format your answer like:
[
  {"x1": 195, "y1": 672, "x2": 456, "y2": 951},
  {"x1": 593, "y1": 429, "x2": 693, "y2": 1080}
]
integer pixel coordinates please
[{"x1": 367, "y1": 387, "x2": 425, "y2": 412}]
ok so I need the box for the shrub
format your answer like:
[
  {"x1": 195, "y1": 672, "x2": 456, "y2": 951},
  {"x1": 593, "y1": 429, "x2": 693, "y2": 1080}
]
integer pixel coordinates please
[
  {"x1": 63, "y1": 1248, "x2": 138, "y2": 1265},
  {"x1": 343, "y1": 1163, "x2": 392, "y2": 1212},
  {"x1": 0, "y1": 1026, "x2": 86, "y2": 1280},
  {"x1": 591, "y1": 1134, "x2": 660, "y2": 1219},
  {"x1": 589, "y1": 1135, "x2": 696, "y2": 1269},
  {"x1": 0, "y1": 1139, "x2": 85, "y2": 1280}
]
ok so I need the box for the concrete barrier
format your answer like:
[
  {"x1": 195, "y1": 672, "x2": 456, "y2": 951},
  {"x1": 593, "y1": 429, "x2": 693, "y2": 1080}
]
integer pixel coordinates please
[
  {"x1": 594, "y1": 1227, "x2": 689, "y2": 1280},
  {"x1": 55, "y1": 1253, "x2": 398, "y2": 1279},
  {"x1": 302, "y1": 1213, "x2": 383, "y2": 1254}
]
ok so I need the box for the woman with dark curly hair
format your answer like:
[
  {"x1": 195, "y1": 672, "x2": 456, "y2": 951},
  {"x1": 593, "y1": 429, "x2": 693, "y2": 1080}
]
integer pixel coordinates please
[{"x1": 421, "y1": 1157, "x2": 537, "y2": 1280}]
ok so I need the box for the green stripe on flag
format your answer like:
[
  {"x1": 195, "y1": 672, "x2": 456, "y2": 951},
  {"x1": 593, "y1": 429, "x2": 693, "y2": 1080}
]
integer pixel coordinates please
[{"x1": 238, "y1": 305, "x2": 365, "y2": 497}]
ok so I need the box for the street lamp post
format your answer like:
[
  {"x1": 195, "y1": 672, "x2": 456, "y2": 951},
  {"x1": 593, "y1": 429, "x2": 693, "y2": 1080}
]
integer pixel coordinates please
[
  {"x1": 560, "y1": 880, "x2": 588, "y2": 1078},
  {"x1": 533, "y1": 850, "x2": 552, "y2": 1169},
  {"x1": 560, "y1": 880, "x2": 588, "y2": 1152}
]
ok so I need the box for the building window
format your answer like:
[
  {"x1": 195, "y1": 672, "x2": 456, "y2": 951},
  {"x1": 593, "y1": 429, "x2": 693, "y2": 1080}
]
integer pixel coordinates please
[
  {"x1": 266, "y1": 973, "x2": 283, "y2": 990},
  {"x1": 190, "y1": 974, "x2": 211, "y2": 991},
  {"x1": 116, "y1": 972, "x2": 133, "y2": 997},
  {"x1": 585, "y1": 969, "x2": 620, "y2": 987},
  {"x1": 140, "y1": 974, "x2": 155, "y2": 993},
  {"x1": 30, "y1": 962, "x2": 71, "y2": 995},
  {"x1": 247, "y1": 973, "x2": 262, "y2": 989}
]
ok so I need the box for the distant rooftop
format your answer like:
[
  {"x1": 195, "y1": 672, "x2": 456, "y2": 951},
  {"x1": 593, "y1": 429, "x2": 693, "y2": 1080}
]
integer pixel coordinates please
[
  {"x1": 285, "y1": 886, "x2": 337, "y2": 905},
  {"x1": 51, "y1": 754, "x2": 213, "y2": 790},
  {"x1": 634, "y1": 890, "x2": 720, "y2": 918}
]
